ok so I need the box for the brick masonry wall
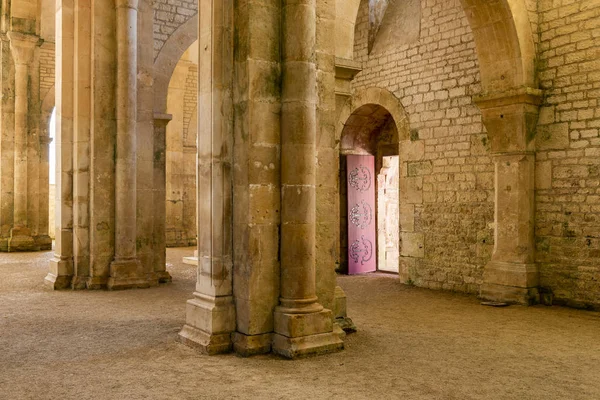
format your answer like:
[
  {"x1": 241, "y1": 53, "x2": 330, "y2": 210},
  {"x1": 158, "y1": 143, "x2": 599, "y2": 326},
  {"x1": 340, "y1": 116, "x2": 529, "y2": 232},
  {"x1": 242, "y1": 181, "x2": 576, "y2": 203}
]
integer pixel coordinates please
[
  {"x1": 352, "y1": 0, "x2": 494, "y2": 294},
  {"x1": 183, "y1": 63, "x2": 197, "y2": 147},
  {"x1": 153, "y1": 0, "x2": 197, "y2": 60},
  {"x1": 535, "y1": 0, "x2": 600, "y2": 308},
  {"x1": 39, "y1": 44, "x2": 54, "y2": 101},
  {"x1": 165, "y1": 57, "x2": 197, "y2": 247}
]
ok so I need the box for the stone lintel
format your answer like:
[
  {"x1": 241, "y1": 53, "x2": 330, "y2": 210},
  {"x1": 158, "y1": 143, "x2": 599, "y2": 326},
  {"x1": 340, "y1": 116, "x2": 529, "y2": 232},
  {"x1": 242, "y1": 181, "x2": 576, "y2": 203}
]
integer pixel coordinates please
[
  {"x1": 178, "y1": 293, "x2": 235, "y2": 355},
  {"x1": 232, "y1": 332, "x2": 272, "y2": 357}
]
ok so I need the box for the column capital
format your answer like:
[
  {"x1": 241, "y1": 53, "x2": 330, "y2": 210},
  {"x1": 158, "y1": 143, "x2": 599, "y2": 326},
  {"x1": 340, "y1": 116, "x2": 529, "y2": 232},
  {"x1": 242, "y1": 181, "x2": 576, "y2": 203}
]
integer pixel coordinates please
[
  {"x1": 7, "y1": 31, "x2": 39, "y2": 65},
  {"x1": 474, "y1": 87, "x2": 544, "y2": 154},
  {"x1": 153, "y1": 113, "x2": 173, "y2": 128},
  {"x1": 335, "y1": 57, "x2": 362, "y2": 98},
  {"x1": 115, "y1": 0, "x2": 139, "y2": 10}
]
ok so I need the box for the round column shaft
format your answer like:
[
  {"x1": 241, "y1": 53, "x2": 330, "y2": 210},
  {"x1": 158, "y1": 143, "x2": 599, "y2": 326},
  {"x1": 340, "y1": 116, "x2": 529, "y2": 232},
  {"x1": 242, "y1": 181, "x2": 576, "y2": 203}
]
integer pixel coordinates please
[
  {"x1": 114, "y1": 0, "x2": 138, "y2": 261},
  {"x1": 279, "y1": 0, "x2": 321, "y2": 313},
  {"x1": 8, "y1": 33, "x2": 37, "y2": 229}
]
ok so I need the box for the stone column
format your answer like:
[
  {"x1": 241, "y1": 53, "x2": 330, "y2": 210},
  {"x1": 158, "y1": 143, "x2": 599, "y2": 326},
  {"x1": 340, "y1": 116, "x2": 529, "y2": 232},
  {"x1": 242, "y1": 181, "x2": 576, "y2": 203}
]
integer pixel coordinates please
[
  {"x1": 475, "y1": 89, "x2": 542, "y2": 305},
  {"x1": 7, "y1": 32, "x2": 38, "y2": 251},
  {"x1": 332, "y1": 59, "x2": 361, "y2": 331},
  {"x1": 178, "y1": 0, "x2": 236, "y2": 355},
  {"x1": 46, "y1": 0, "x2": 75, "y2": 289},
  {"x1": 153, "y1": 113, "x2": 173, "y2": 284},
  {"x1": 109, "y1": 0, "x2": 142, "y2": 289},
  {"x1": 273, "y1": 0, "x2": 343, "y2": 358}
]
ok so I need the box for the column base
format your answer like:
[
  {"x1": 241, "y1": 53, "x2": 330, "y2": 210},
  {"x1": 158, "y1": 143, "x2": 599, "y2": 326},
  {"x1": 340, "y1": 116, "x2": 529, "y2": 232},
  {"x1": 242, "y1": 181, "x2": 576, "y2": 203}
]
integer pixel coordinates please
[
  {"x1": 35, "y1": 235, "x2": 53, "y2": 251},
  {"x1": 108, "y1": 259, "x2": 149, "y2": 289},
  {"x1": 86, "y1": 276, "x2": 108, "y2": 290},
  {"x1": 182, "y1": 256, "x2": 198, "y2": 266},
  {"x1": 155, "y1": 270, "x2": 172, "y2": 283},
  {"x1": 8, "y1": 227, "x2": 36, "y2": 252},
  {"x1": 45, "y1": 257, "x2": 73, "y2": 289},
  {"x1": 71, "y1": 276, "x2": 89, "y2": 290},
  {"x1": 232, "y1": 332, "x2": 272, "y2": 357},
  {"x1": 44, "y1": 272, "x2": 72, "y2": 290},
  {"x1": 178, "y1": 325, "x2": 232, "y2": 355},
  {"x1": 178, "y1": 293, "x2": 235, "y2": 355},
  {"x1": 273, "y1": 307, "x2": 344, "y2": 359},
  {"x1": 272, "y1": 330, "x2": 344, "y2": 359},
  {"x1": 480, "y1": 260, "x2": 539, "y2": 305},
  {"x1": 335, "y1": 317, "x2": 357, "y2": 333}
]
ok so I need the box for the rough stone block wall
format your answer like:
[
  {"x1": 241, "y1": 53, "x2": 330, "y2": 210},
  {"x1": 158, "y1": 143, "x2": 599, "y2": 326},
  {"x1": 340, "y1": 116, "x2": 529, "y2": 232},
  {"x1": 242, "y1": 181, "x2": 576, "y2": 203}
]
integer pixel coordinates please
[
  {"x1": 535, "y1": 0, "x2": 600, "y2": 308},
  {"x1": 351, "y1": 0, "x2": 494, "y2": 294},
  {"x1": 165, "y1": 56, "x2": 197, "y2": 247},
  {"x1": 183, "y1": 64, "x2": 197, "y2": 146},
  {"x1": 153, "y1": 0, "x2": 197, "y2": 60},
  {"x1": 39, "y1": 44, "x2": 54, "y2": 100}
]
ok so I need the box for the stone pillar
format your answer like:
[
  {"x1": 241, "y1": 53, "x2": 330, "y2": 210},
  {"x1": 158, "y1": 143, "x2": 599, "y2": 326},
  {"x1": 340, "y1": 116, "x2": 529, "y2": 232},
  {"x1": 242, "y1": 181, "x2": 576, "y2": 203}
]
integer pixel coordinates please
[
  {"x1": 153, "y1": 113, "x2": 173, "y2": 284},
  {"x1": 475, "y1": 89, "x2": 542, "y2": 305},
  {"x1": 46, "y1": 0, "x2": 75, "y2": 289},
  {"x1": 109, "y1": 0, "x2": 142, "y2": 289},
  {"x1": 178, "y1": 0, "x2": 236, "y2": 354},
  {"x1": 230, "y1": 0, "x2": 282, "y2": 357},
  {"x1": 7, "y1": 32, "x2": 38, "y2": 251},
  {"x1": 332, "y1": 59, "x2": 361, "y2": 330},
  {"x1": 273, "y1": 0, "x2": 343, "y2": 358}
]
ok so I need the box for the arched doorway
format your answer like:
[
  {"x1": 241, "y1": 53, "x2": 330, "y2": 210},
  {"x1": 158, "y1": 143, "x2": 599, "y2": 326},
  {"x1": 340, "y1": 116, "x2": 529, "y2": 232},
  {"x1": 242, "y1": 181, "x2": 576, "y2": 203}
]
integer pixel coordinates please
[{"x1": 340, "y1": 103, "x2": 401, "y2": 274}]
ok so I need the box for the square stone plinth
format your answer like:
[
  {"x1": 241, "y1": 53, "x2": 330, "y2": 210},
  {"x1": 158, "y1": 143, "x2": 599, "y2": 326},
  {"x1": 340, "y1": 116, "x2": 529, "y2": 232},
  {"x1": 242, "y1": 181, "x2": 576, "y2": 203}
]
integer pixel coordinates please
[
  {"x1": 273, "y1": 308, "x2": 344, "y2": 359},
  {"x1": 178, "y1": 294, "x2": 235, "y2": 355},
  {"x1": 232, "y1": 332, "x2": 272, "y2": 357}
]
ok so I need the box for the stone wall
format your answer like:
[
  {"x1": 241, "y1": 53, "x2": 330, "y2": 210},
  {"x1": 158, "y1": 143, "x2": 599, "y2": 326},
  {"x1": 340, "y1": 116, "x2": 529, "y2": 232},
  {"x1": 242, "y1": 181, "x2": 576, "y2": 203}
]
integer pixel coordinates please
[
  {"x1": 165, "y1": 47, "x2": 197, "y2": 247},
  {"x1": 535, "y1": 0, "x2": 600, "y2": 308},
  {"x1": 39, "y1": 43, "x2": 55, "y2": 100},
  {"x1": 49, "y1": 183, "x2": 55, "y2": 240},
  {"x1": 348, "y1": 0, "x2": 600, "y2": 306},
  {"x1": 350, "y1": 0, "x2": 494, "y2": 294},
  {"x1": 153, "y1": 0, "x2": 197, "y2": 60}
]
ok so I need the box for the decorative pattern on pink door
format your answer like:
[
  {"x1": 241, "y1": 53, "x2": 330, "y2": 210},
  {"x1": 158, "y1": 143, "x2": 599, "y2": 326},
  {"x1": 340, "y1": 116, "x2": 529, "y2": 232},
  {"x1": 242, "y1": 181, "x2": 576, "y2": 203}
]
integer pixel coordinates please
[{"x1": 347, "y1": 155, "x2": 377, "y2": 274}]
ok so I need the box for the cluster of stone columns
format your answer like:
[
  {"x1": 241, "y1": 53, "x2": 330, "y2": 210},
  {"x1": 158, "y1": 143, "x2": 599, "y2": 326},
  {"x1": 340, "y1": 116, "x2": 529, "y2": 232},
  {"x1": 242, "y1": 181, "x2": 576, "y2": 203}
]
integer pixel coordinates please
[
  {"x1": 179, "y1": 0, "x2": 344, "y2": 358},
  {"x1": 0, "y1": 5, "x2": 52, "y2": 252},
  {"x1": 46, "y1": 0, "x2": 170, "y2": 289}
]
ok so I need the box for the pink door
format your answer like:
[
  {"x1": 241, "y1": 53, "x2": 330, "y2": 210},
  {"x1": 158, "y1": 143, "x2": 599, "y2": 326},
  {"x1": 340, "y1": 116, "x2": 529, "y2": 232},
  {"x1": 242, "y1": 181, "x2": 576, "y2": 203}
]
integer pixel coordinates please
[{"x1": 347, "y1": 155, "x2": 376, "y2": 274}]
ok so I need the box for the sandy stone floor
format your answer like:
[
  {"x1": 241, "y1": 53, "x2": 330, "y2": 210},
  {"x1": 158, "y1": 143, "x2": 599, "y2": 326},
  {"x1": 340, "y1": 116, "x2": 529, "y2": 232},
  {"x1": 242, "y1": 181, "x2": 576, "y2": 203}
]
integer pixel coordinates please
[{"x1": 2, "y1": 248, "x2": 600, "y2": 399}]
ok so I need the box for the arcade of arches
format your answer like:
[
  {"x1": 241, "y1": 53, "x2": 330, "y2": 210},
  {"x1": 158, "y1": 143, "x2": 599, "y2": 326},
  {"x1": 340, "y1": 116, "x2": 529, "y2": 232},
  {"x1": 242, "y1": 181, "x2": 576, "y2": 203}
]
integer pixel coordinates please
[{"x1": 1, "y1": 0, "x2": 599, "y2": 365}]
